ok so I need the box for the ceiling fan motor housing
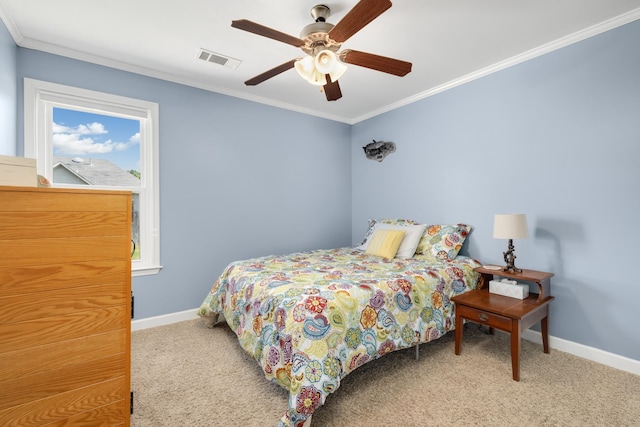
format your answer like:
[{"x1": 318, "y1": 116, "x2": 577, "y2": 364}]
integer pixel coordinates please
[
  {"x1": 310, "y1": 4, "x2": 330, "y2": 22},
  {"x1": 300, "y1": 5, "x2": 341, "y2": 55}
]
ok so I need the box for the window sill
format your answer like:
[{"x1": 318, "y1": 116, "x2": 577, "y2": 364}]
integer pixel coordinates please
[{"x1": 132, "y1": 265, "x2": 163, "y2": 277}]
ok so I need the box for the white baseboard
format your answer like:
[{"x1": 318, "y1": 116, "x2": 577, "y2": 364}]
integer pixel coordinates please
[
  {"x1": 131, "y1": 308, "x2": 200, "y2": 331},
  {"x1": 131, "y1": 309, "x2": 639, "y2": 376},
  {"x1": 522, "y1": 329, "x2": 640, "y2": 376}
]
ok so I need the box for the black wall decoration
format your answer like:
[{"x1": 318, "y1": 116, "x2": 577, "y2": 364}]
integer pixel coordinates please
[{"x1": 363, "y1": 140, "x2": 396, "y2": 162}]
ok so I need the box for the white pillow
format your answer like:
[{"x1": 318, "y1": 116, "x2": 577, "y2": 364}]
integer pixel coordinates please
[{"x1": 359, "y1": 223, "x2": 427, "y2": 259}]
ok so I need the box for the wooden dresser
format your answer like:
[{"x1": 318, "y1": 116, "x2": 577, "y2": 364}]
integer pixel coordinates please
[{"x1": 0, "y1": 186, "x2": 132, "y2": 426}]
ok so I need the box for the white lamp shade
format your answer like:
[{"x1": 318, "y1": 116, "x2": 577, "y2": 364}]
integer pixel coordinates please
[
  {"x1": 493, "y1": 214, "x2": 529, "y2": 239},
  {"x1": 315, "y1": 50, "x2": 347, "y2": 83},
  {"x1": 295, "y1": 51, "x2": 347, "y2": 86},
  {"x1": 308, "y1": 69, "x2": 327, "y2": 86},
  {"x1": 294, "y1": 56, "x2": 315, "y2": 80},
  {"x1": 315, "y1": 50, "x2": 337, "y2": 74},
  {"x1": 295, "y1": 55, "x2": 327, "y2": 86},
  {"x1": 328, "y1": 60, "x2": 347, "y2": 82}
]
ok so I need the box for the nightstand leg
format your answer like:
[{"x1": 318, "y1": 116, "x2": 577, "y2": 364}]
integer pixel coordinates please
[
  {"x1": 541, "y1": 314, "x2": 550, "y2": 354},
  {"x1": 455, "y1": 315, "x2": 463, "y2": 355},
  {"x1": 511, "y1": 320, "x2": 521, "y2": 381}
]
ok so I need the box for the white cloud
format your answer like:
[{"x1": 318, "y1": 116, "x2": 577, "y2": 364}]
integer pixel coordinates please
[
  {"x1": 52, "y1": 123, "x2": 73, "y2": 134},
  {"x1": 129, "y1": 132, "x2": 140, "y2": 144},
  {"x1": 77, "y1": 122, "x2": 108, "y2": 135},
  {"x1": 113, "y1": 139, "x2": 133, "y2": 152},
  {"x1": 53, "y1": 121, "x2": 135, "y2": 155},
  {"x1": 53, "y1": 133, "x2": 113, "y2": 154}
]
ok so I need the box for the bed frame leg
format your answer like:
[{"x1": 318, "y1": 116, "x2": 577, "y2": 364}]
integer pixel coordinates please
[
  {"x1": 415, "y1": 344, "x2": 420, "y2": 360},
  {"x1": 203, "y1": 313, "x2": 219, "y2": 328}
]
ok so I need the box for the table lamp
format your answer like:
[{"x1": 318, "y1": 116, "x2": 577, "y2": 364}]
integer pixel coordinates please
[{"x1": 493, "y1": 214, "x2": 529, "y2": 273}]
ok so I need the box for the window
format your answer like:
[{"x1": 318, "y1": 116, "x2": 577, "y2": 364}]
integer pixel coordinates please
[{"x1": 24, "y1": 78, "x2": 161, "y2": 276}]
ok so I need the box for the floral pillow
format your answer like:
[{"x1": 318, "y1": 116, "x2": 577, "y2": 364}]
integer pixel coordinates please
[{"x1": 415, "y1": 223, "x2": 472, "y2": 261}]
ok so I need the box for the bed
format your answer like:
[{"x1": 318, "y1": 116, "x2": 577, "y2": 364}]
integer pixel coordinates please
[{"x1": 198, "y1": 220, "x2": 481, "y2": 426}]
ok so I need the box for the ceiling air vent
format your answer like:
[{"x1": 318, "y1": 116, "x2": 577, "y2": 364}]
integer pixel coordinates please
[{"x1": 197, "y1": 49, "x2": 241, "y2": 70}]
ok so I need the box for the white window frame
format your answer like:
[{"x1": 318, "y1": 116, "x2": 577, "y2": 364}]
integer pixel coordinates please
[{"x1": 24, "y1": 78, "x2": 161, "y2": 277}]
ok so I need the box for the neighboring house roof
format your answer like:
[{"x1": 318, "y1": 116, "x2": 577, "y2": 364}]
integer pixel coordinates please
[{"x1": 53, "y1": 156, "x2": 140, "y2": 187}]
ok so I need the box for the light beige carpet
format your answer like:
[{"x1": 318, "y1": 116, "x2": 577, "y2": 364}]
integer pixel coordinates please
[{"x1": 131, "y1": 319, "x2": 640, "y2": 426}]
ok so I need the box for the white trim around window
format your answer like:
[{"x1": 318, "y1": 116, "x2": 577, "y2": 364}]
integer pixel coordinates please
[{"x1": 24, "y1": 78, "x2": 162, "y2": 276}]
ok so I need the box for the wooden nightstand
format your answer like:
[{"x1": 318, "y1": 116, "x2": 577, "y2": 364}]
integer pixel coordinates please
[{"x1": 451, "y1": 267, "x2": 554, "y2": 381}]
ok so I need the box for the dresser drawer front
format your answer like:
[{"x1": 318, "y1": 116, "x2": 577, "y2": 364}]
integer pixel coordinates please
[{"x1": 457, "y1": 305, "x2": 512, "y2": 332}]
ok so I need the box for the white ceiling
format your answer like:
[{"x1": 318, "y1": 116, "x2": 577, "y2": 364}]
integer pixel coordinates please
[{"x1": 2, "y1": 0, "x2": 640, "y2": 124}]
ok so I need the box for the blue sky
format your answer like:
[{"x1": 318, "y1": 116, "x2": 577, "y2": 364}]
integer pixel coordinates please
[{"x1": 52, "y1": 107, "x2": 140, "y2": 172}]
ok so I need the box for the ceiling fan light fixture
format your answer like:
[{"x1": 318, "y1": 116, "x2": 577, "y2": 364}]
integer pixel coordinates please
[
  {"x1": 315, "y1": 50, "x2": 347, "y2": 84},
  {"x1": 309, "y1": 69, "x2": 327, "y2": 86},
  {"x1": 294, "y1": 55, "x2": 316, "y2": 83},
  {"x1": 294, "y1": 55, "x2": 315, "y2": 78},
  {"x1": 295, "y1": 50, "x2": 347, "y2": 87},
  {"x1": 328, "y1": 58, "x2": 347, "y2": 82},
  {"x1": 315, "y1": 50, "x2": 336, "y2": 73},
  {"x1": 295, "y1": 55, "x2": 327, "y2": 86}
]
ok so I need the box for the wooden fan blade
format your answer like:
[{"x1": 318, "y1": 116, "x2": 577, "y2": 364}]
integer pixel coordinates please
[
  {"x1": 328, "y1": 0, "x2": 392, "y2": 43},
  {"x1": 245, "y1": 59, "x2": 297, "y2": 86},
  {"x1": 232, "y1": 19, "x2": 305, "y2": 47},
  {"x1": 323, "y1": 75, "x2": 342, "y2": 101},
  {"x1": 340, "y1": 49, "x2": 412, "y2": 76}
]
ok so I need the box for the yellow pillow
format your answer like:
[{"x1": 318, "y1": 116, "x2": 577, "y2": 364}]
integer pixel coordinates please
[{"x1": 364, "y1": 229, "x2": 406, "y2": 259}]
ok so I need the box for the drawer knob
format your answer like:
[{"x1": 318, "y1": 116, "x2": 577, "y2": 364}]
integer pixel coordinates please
[{"x1": 478, "y1": 313, "x2": 489, "y2": 322}]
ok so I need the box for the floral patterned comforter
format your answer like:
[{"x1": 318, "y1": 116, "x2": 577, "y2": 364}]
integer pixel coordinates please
[{"x1": 198, "y1": 247, "x2": 481, "y2": 426}]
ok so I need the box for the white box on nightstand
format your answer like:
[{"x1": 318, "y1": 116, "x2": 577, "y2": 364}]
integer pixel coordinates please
[{"x1": 489, "y1": 279, "x2": 529, "y2": 299}]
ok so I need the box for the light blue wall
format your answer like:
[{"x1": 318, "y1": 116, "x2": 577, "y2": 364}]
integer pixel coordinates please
[
  {"x1": 15, "y1": 49, "x2": 352, "y2": 319},
  {"x1": 0, "y1": 18, "x2": 16, "y2": 155},
  {"x1": 6, "y1": 16, "x2": 639, "y2": 361},
  {"x1": 351, "y1": 20, "x2": 640, "y2": 361}
]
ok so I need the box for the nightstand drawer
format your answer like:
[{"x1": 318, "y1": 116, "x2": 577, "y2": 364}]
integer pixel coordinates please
[{"x1": 456, "y1": 304, "x2": 512, "y2": 332}]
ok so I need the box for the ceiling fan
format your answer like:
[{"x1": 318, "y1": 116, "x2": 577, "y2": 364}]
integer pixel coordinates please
[{"x1": 232, "y1": 0, "x2": 412, "y2": 101}]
